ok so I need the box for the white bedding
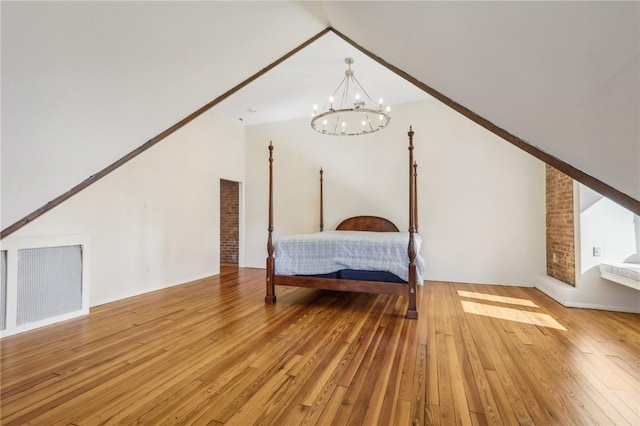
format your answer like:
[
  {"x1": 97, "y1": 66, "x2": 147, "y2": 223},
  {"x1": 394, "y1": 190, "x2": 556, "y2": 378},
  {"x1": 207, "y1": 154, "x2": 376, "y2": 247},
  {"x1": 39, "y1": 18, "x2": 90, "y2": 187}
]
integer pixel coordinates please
[
  {"x1": 274, "y1": 230, "x2": 425, "y2": 283},
  {"x1": 599, "y1": 262, "x2": 640, "y2": 291},
  {"x1": 600, "y1": 262, "x2": 639, "y2": 282}
]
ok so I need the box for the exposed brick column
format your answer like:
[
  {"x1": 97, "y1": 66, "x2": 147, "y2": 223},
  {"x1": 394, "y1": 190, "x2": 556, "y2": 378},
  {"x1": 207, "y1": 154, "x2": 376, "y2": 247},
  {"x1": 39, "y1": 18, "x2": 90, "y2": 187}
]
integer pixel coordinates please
[
  {"x1": 220, "y1": 179, "x2": 239, "y2": 265},
  {"x1": 546, "y1": 165, "x2": 575, "y2": 286}
]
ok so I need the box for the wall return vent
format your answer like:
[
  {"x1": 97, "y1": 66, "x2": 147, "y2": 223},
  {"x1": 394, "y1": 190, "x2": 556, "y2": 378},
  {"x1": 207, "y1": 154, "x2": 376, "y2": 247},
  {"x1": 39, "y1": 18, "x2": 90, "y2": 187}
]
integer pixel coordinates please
[{"x1": 1, "y1": 235, "x2": 89, "y2": 338}]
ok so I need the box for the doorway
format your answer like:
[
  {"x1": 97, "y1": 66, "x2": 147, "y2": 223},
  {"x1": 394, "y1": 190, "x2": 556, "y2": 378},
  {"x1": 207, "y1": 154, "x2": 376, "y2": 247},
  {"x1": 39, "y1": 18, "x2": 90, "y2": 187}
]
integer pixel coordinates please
[{"x1": 220, "y1": 179, "x2": 240, "y2": 266}]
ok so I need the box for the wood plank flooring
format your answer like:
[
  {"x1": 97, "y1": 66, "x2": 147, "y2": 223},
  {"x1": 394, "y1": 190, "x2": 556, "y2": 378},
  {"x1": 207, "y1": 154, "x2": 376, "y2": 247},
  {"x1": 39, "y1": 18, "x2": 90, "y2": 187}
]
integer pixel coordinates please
[{"x1": 1, "y1": 266, "x2": 638, "y2": 425}]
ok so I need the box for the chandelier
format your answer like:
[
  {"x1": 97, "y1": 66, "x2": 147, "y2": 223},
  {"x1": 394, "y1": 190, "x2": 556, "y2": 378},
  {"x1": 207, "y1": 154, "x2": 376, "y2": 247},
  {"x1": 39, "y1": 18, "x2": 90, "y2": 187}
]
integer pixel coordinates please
[{"x1": 311, "y1": 57, "x2": 391, "y2": 136}]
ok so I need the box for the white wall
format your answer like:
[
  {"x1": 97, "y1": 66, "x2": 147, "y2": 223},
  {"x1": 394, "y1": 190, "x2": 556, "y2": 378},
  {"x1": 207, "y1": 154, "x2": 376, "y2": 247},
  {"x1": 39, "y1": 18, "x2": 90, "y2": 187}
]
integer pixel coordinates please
[
  {"x1": 4, "y1": 109, "x2": 244, "y2": 307},
  {"x1": 245, "y1": 99, "x2": 546, "y2": 286},
  {"x1": 580, "y1": 186, "x2": 638, "y2": 271}
]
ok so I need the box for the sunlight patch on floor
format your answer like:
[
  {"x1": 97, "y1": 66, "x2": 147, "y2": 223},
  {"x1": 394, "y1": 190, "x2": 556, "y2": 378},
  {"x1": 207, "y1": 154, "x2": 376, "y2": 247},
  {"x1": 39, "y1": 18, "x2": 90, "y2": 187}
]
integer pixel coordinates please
[
  {"x1": 461, "y1": 300, "x2": 566, "y2": 330},
  {"x1": 457, "y1": 290, "x2": 538, "y2": 308}
]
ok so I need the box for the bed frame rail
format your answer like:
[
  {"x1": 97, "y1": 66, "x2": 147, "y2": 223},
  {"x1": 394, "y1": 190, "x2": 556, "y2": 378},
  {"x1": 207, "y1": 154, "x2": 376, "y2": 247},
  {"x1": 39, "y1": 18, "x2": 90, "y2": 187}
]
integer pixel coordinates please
[{"x1": 274, "y1": 275, "x2": 408, "y2": 295}]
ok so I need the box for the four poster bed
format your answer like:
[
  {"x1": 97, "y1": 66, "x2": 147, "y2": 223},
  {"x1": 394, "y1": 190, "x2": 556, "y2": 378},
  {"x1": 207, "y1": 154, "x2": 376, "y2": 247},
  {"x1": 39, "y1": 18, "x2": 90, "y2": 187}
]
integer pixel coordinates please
[{"x1": 265, "y1": 127, "x2": 424, "y2": 319}]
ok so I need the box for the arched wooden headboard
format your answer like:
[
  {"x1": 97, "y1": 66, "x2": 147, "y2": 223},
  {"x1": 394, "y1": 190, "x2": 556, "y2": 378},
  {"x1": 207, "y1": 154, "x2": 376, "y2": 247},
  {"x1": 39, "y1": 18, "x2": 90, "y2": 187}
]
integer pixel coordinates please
[{"x1": 335, "y1": 216, "x2": 399, "y2": 232}]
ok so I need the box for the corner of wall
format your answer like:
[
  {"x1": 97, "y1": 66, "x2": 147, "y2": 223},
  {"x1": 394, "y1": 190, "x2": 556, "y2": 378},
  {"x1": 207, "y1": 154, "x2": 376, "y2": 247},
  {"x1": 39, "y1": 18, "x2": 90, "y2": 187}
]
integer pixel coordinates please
[
  {"x1": 535, "y1": 274, "x2": 579, "y2": 305},
  {"x1": 535, "y1": 274, "x2": 640, "y2": 314}
]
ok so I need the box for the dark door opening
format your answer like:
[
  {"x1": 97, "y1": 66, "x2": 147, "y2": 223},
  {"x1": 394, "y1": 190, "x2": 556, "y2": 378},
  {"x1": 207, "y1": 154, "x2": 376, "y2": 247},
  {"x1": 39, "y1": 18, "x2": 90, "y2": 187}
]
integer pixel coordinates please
[{"x1": 220, "y1": 179, "x2": 239, "y2": 266}]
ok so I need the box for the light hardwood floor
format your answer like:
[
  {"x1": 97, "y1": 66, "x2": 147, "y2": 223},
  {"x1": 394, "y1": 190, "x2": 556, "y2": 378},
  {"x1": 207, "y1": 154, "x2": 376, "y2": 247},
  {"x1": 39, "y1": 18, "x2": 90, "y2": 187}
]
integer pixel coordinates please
[{"x1": 1, "y1": 266, "x2": 638, "y2": 425}]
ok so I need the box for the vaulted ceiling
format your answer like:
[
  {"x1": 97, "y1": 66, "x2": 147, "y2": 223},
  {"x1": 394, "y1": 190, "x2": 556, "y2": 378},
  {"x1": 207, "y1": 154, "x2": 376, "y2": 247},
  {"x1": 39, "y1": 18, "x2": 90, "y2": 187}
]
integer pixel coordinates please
[{"x1": 2, "y1": 1, "x2": 638, "y2": 231}]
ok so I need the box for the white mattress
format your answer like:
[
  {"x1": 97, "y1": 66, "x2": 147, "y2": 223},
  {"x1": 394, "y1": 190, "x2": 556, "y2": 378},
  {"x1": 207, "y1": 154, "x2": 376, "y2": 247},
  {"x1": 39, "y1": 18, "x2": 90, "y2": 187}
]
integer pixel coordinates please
[
  {"x1": 274, "y1": 230, "x2": 425, "y2": 283},
  {"x1": 599, "y1": 262, "x2": 640, "y2": 282}
]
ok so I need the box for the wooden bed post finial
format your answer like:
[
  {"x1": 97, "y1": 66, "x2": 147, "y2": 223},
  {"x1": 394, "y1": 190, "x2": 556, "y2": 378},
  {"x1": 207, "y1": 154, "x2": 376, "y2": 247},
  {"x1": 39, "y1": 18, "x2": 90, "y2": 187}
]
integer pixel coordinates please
[
  {"x1": 266, "y1": 141, "x2": 276, "y2": 304},
  {"x1": 408, "y1": 128, "x2": 415, "y2": 233},
  {"x1": 414, "y1": 161, "x2": 419, "y2": 233}
]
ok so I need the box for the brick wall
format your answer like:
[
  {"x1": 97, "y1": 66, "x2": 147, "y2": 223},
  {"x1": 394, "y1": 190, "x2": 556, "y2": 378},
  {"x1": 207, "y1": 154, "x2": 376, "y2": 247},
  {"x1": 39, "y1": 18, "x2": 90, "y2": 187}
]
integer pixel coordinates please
[
  {"x1": 546, "y1": 165, "x2": 575, "y2": 286},
  {"x1": 220, "y1": 179, "x2": 239, "y2": 265}
]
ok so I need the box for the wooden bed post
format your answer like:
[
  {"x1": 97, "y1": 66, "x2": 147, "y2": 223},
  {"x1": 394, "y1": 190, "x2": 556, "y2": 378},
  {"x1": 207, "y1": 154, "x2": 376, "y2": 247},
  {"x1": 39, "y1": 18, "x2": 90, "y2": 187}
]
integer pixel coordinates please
[
  {"x1": 320, "y1": 168, "x2": 324, "y2": 232},
  {"x1": 265, "y1": 142, "x2": 276, "y2": 304},
  {"x1": 407, "y1": 127, "x2": 418, "y2": 319},
  {"x1": 414, "y1": 161, "x2": 419, "y2": 233}
]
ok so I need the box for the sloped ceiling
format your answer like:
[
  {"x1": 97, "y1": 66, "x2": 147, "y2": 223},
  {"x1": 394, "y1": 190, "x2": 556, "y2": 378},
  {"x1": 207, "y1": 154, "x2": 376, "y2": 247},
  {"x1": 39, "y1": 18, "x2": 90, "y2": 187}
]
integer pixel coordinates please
[
  {"x1": 321, "y1": 1, "x2": 639, "y2": 203},
  {"x1": 2, "y1": 1, "x2": 638, "y2": 231}
]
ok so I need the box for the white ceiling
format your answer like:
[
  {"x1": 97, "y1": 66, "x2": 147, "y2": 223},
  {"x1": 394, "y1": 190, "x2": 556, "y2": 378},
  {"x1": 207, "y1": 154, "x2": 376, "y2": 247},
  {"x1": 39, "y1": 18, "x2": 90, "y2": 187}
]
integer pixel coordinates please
[
  {"x1": 213, "y1": 31, "x2": 430, "y2": 126},
  {"x1": 2, "y1": 1, "x2": 639, "y2": 229}
]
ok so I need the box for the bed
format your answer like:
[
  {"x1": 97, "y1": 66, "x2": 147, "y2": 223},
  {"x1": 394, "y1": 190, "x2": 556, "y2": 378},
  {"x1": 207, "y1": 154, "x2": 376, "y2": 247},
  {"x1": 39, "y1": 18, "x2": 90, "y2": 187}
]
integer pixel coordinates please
[{"x1": 265, "y1": 127, "x2": 423, "y2": 319}]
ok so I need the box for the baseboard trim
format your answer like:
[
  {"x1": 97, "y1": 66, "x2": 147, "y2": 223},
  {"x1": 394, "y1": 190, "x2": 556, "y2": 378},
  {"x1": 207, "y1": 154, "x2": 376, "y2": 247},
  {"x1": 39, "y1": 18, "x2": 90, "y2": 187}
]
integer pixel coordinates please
[{"x1": 535, "y1": 274, "x2": 640, "y2": 314}]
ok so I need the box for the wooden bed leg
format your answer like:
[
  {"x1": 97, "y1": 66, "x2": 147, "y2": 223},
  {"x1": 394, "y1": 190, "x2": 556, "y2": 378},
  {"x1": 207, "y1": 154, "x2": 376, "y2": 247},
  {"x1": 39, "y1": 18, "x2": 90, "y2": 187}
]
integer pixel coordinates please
[
  {"x1": 406, "y1": 263, "x2": 418, "y2": 319},
  {"x1": 406, "y1": 284, "x2": 418, "y2": 319},
  {"x1": 266, "y1": 256, "x2": 276, "y2": 304}
]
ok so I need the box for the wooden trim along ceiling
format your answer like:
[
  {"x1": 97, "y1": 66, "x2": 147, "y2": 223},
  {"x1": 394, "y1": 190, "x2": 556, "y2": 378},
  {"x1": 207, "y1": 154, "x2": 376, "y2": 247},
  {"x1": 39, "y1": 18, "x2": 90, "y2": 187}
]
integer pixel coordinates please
[{"x1": 2, "y1": 26, "x2": 638, "y2": 239}]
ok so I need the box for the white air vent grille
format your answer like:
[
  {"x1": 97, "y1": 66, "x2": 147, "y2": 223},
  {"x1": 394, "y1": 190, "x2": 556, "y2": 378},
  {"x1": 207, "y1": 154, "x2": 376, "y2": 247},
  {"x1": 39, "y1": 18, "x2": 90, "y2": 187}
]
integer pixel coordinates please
[
  {"x1": 17, "y1": 245, "x2": 83, "y2": 326},
  {"x1": 1, "y1": 251, "x2": 6, "y2": 331}
]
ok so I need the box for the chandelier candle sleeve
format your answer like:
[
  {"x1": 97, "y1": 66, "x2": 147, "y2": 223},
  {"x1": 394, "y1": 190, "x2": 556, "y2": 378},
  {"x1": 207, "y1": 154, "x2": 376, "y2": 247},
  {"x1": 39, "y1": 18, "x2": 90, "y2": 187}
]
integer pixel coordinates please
[{"x1": 311, "y1": 57, "x2": 391, "y2": 136}]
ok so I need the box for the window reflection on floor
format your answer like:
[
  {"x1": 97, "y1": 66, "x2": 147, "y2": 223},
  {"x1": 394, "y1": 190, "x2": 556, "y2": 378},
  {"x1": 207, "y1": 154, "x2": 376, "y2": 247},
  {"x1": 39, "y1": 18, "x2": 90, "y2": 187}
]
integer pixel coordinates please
[
  {"x1": 457, "y1": 290, "x2": 538, "y2": 308},
  {"x1": 460, "y1": 300, "x2": 566, "y2": 330}
]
